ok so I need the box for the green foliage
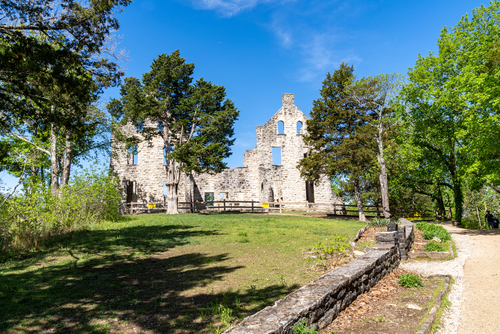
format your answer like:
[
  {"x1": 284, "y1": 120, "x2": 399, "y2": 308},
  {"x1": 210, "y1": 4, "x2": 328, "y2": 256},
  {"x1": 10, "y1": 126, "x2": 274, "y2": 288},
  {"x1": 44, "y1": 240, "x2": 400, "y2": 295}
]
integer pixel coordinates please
[
  {"x1": 0, "y1": 168, "x2": 121, "y2": 254},
  {"x1": 424, "y1": 241, "x2": 446, "y2": 252},
  {"x1": 396, "y1": 2, "x2": 500, "y2": 222},
  {"x1": 416, "y1": 222, "x2": 451, "y2": 242},
  {"x1": 206, "y1": 298, "x2": 233, "y2": 331},
  {"x1": 462, "y1": 183, "x2": 500, "y2": 229},
  {"x1": 0, "y1": 0, "x2": 131, "y2": 132},
  {"x1": 460, "y1": 217, "x2": 481, "y2": 230},
  {"x1": 298, "y1": 63, "x2": 379, "y2": 218},
  {"x1": 398, "y1": 273, "x2": 423, "y2": 289},
  {"x1": 310, "y1": 235, "x2": 350, "y2": 260},
  {"x1": 369, "y1": 218, "x2": 392, "y2": 227},
  {"x1": 110, "y1": 50, "x2": 239, "y2": 175},
  {"x1": 293, "y1": 320, "x2": 318, "y2": 334}
]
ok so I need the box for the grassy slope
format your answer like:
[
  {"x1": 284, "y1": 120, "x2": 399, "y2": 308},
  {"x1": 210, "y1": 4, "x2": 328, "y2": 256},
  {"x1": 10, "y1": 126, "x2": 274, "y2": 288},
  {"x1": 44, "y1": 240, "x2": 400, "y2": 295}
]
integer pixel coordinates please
[{"x1": 0, "y1": 213, "x2": 364, "y2": 334}]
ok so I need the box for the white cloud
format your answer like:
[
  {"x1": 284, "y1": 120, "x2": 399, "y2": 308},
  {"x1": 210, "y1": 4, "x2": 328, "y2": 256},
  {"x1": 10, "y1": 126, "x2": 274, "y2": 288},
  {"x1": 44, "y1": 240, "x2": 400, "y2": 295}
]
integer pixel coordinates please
[
  {"x1": 190, "y1": 0, "x2": 363, "y2": 82},
  {"x1": 264, "y1": 1, "x2": 364, "y2": 83},
  {"x1": 190, "y1": 0, "x2": 288, "y2": 17},
  {"x1": 297, "y1": 32, "x2": 362, "y2": 82},
  {"x1": 275, "y1": 28, "x2": 292, "y2": 48}
]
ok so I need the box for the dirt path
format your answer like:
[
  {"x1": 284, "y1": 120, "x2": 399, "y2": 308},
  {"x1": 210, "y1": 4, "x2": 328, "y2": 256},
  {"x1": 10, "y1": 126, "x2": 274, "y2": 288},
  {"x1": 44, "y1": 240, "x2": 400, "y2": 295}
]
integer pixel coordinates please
[
  {"x1": 451, "y1": 227, "x2": 500, "y2": 333},
  {"x1": 400, "y1": 223, "x2": 500, "y2": 333}
]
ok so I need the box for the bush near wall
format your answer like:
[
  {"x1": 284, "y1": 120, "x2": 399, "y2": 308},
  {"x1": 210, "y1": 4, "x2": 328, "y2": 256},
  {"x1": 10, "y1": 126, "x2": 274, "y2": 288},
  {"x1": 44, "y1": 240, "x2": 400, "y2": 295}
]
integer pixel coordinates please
[
  {"x1": 0, "y1": 170, "x2": 121, "y2": 255},
  {"x1": 415, "y1": 222, "x2": 451, "y2": 241}
]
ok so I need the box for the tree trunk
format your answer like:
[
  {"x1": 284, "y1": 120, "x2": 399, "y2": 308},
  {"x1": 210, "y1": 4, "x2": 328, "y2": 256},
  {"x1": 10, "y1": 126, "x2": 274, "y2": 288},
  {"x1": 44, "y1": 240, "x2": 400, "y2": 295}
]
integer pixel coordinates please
[
  {"x1": 474, "y1": 198, "x2": 482, "y2": 229},
  {"x1": 41, "y1": 166, "x2": 45, "y2": 189},
  {"x1": 376, "y1": 124, "x2": 390, "y2": 219},
  {"x1": 165, "y1": 160, "x2": 180, "y2": 214},
  {"x1": 452, "y1": 177, "x2": 463, "y2": 222},
  {"x1": 445, "y1": 190, "x2": 453, "y2": 220},
  {"x1": 436, "y1": 186, "x2": 446, "y2": 218},
  {"x1": 353, "y1": 176, "x2": 367, "y2": 222},
  {"x1": 50, "y1": 121, "x2": 59, "y2": 195},
  {"x1": 489, "y1": 183, "x2": 500, "y2": 195},
  {"x1": 61, "y1": 131, "x2": 73, "y2": 186}
]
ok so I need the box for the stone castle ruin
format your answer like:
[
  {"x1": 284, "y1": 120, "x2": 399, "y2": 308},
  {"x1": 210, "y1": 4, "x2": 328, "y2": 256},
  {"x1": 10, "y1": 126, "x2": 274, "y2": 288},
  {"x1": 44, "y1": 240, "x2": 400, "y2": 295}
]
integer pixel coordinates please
[{"x1": 110, "y1": 93, "x2": 342, "y2": 208}]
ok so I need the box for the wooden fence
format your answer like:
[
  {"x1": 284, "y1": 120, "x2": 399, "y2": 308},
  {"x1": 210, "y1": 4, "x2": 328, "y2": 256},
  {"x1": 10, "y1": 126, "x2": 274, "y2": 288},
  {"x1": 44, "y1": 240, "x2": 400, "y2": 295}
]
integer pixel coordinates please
[
  {"x1": 121, "y1": 200, "x2": 377, "y2": 216},
  {"x1": 121, "y1": 200, "x2": 447, "y2": 220}
]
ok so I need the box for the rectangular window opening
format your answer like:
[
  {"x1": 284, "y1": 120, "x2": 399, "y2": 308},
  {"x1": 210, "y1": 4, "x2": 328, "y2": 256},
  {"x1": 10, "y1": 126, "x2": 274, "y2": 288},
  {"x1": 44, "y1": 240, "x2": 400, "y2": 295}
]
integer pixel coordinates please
[
  {"x1": 272, "y1": 147, "x2": 282, "y2": 165},
  {"x1": 205, "y1": 192, "x2": 214, "y2": 206},
  {"x1": 128, "y1": 146, "x2": 138, "y2": 165}
]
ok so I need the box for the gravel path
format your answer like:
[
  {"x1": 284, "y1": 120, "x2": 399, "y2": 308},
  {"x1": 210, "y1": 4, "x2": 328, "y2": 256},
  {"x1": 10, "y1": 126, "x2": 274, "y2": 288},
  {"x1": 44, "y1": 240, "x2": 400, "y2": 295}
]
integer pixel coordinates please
[
  {"x1": 400, "y1": 224, "x2": 470, "y2": 334},
  {"x1": 401, "y1": 224, "x2": 500, "y2": 334}
]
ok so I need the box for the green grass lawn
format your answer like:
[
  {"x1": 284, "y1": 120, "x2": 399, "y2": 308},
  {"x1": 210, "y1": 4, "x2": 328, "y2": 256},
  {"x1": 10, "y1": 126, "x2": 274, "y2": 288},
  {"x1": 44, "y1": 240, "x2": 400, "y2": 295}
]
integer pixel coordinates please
[{"x1": 0, "y1": 213, "x2": 365, "y2": 334}]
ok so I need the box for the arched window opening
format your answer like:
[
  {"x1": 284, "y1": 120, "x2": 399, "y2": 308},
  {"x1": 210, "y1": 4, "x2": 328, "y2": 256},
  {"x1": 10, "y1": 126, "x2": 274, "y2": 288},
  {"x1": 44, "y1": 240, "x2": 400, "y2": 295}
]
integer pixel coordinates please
[
  {"x1": 297, "y1": 121, "x2": 303, "y2": 134},
  {"x1": 278, "y1": 121, "x2": 284, "y2": 134},
  {"x1": 128, "y1": 146, "x2": 138, "y2": 165}
]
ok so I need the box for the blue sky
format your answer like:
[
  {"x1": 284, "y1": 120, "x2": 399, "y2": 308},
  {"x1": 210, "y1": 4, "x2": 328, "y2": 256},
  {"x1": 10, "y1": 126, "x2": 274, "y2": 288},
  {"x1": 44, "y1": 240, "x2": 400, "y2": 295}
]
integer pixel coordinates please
[{"x1": 0, "y1": 0, "x2": 489, "y2": 189}]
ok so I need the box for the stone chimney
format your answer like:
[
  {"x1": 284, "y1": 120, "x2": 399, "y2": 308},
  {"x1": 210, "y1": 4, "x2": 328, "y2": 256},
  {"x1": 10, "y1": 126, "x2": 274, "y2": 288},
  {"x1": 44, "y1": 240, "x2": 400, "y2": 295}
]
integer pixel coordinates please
[{"x1": 282, "y1": 93, "x2": 294, "y2": 108}]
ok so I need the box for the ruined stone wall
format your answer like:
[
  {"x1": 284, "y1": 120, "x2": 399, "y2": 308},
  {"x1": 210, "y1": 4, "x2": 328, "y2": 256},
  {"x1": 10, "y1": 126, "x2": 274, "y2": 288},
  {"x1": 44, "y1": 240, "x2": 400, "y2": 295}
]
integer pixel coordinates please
[
  {"x1": 110, "y1": 93, "x2": 343, "y2": 206},
  {"x1": 110, "y1": 123, "x2": 167, "y2": 204}
]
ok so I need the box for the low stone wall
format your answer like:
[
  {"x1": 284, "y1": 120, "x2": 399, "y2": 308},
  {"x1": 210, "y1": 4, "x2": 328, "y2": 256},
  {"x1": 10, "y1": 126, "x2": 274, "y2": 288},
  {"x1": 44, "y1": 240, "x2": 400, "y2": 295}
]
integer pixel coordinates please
[{"x1": 224, "y1": 219, "x2": 414, "y2": 334}]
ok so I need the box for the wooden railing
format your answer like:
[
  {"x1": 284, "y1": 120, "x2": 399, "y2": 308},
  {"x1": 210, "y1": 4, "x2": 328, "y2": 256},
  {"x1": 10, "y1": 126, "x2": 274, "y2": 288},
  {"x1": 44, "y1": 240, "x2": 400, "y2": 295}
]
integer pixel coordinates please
[
  {"x1": 122, "y1": 200, "x2": 380, "y2": 216},
  {"x1": 121, "y1": 200, "x2": 446, "y2": 219}
]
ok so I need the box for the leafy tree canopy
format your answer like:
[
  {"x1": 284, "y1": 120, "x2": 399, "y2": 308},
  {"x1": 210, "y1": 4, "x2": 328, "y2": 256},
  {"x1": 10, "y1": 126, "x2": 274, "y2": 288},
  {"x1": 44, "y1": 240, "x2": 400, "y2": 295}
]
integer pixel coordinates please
[
  {"x1": 0, "y1": 0, "x2": 131, "y2": 131},
  {"x1": 397, "y1": 1, "x2": 500, "y2": 221}
]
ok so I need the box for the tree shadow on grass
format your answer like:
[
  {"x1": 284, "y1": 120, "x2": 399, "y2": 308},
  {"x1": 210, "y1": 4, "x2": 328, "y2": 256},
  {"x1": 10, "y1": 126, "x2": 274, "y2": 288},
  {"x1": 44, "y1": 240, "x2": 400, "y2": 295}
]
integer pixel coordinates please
[
  {"x1": 1, "y1": 224, "x2": 222, "y2": 269},
  {"x1": 0, "y1": 224, "x2": 300, "y2": 333},
  {"x1": 1, "y1": 250, "x2": 298, "y2": 333}
]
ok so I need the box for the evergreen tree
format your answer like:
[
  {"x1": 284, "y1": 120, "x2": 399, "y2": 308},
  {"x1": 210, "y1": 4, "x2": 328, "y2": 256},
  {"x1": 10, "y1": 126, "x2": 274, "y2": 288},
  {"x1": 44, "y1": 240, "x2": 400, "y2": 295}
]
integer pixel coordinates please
[
  {"x1": 109, "y1": 50, "x2": 239, "y2": 214},
  {"x1": 298, "y1": 63, "x2": 375, "y2": 222}
]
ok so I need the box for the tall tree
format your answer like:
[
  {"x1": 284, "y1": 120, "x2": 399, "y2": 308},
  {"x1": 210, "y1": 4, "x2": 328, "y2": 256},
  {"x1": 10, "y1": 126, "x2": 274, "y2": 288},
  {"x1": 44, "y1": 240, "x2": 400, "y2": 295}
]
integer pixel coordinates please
[
  {"x1": 298, "y1": 63, "x2": 375, "y2": 222},
  {"x1": 348, "y1": 74, "x2": 401, "y2": 219},
  {"x1": 109, "y1": 50, "x2": 239, "y2": 214},
  {"x1": 1, "y1": 1, "x2": 130, "y2": 194},
  {"x1": 397, "y1": 1, "x2": 500, "y2": 222}
]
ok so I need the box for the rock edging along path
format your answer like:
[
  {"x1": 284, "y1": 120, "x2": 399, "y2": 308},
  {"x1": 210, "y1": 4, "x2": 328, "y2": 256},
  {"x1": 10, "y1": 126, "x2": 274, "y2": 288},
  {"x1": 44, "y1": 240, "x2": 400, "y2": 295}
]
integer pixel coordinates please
[
  {"x1": 401, "y1": 223, "x2": 471, "y2": 334},
  {"x1": 223, "y1": 220, "x2": 414, "y2": 334},
  {"x1": 416, "y1": 275, "x2": 451, "y2": 334}
]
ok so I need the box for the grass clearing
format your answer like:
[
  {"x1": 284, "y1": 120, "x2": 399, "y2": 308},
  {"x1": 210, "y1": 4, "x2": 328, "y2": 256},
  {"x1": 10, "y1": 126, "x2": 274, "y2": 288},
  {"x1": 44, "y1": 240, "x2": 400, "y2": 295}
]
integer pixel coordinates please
[{"x1": 0, "y1": 213, "x2": 364, "y2": 334}]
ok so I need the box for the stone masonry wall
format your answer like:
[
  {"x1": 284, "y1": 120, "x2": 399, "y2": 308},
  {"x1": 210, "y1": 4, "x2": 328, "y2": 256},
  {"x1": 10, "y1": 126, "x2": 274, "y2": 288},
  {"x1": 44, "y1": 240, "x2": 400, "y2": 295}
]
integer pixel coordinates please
[
  {"x1": 223, "y1": 220, "x2": 414, "y2": 334},
  {"x1": 110, "y1": 93, "x2": 343, "y2": 207}
]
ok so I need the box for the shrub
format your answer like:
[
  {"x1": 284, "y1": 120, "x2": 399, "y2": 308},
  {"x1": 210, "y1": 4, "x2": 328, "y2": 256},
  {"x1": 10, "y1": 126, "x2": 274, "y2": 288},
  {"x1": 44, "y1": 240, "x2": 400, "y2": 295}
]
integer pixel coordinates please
[
  {"x1": 398, "y1": 273, "x2": 423, "y2": 288},
  {"x1": 424, "y1": 241, "x2": 446, "y2": 252},
  {"x1": 0, "y1": 168, "x2": 121, "y2": 254},
  {"x1": 460, "y1": 217, "x2": 481, "y2": 229},
  {"x1": 368, "y1": 217, "x2": 393, "y2": 227},
  {"x1": 310, "y1": 235, "x2": 350, "y2": 260},
  {"x1": 293, "y1": 320, "x2": 318, "y2": 334},
  {"x1": 416, "y1": 222, "x2": 451, "y2": 241}
]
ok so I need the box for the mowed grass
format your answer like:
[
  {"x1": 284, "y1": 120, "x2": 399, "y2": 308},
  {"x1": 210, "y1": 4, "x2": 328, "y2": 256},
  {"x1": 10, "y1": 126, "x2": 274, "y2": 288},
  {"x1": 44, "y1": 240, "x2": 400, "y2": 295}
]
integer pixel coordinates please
[{"x1": 0, "y1": 213, "x2": 365, "y2": 334}]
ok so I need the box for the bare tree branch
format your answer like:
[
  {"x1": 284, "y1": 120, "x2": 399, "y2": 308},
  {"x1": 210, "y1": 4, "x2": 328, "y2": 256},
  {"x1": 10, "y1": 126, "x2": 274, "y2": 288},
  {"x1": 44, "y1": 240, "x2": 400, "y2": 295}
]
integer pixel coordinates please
[{"x1": 10, "y1": 132, "x2": 50, "y2": 155}]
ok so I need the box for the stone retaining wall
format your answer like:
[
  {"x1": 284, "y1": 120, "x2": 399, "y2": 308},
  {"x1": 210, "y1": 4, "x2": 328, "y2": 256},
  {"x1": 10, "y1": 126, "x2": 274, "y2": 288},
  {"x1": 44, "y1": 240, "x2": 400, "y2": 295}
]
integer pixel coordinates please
[{"x1": 224, "y1": 219, "x2": 414, "y2": 334}]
